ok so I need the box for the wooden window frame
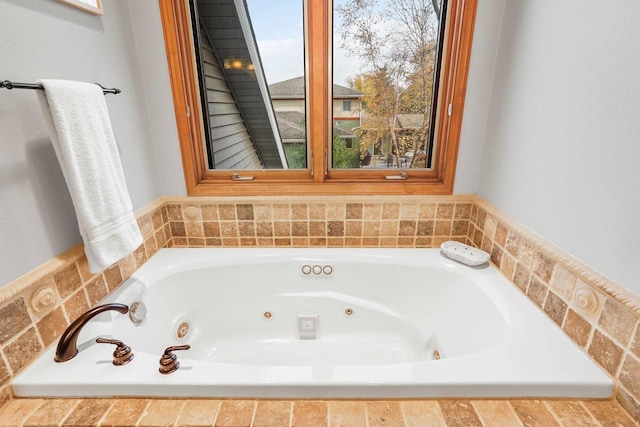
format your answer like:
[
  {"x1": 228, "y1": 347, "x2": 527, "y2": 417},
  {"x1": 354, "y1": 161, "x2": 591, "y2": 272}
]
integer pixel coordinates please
[{"x1": 159, "y1": 0, "x2": 477, "y2": 196}]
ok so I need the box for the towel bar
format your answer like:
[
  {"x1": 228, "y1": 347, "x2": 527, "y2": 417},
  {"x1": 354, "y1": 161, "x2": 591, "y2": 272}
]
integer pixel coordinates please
[{"x1": 0, "y1": 80, "x2": 120, "y2": 95}]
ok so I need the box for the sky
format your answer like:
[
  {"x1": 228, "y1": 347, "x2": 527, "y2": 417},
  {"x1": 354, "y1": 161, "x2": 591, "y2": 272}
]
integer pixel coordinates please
[{"x1": 245, "y1": 0, "x2": 363, "y2": 87}]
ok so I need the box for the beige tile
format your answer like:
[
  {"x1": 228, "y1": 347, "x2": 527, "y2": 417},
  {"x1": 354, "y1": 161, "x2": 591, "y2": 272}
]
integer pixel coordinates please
[
  {"x1": 434, "y1": 220, "x2": 451, "y2": 236},
  {"x1": 563, "y1": 309, "x2": 593, "y2": 348},
  {"x1": 589, "y1": 329, "x2": 624, "y2": 375},
  {"x1": 291, "y1": 203, "x2": 308, "y2": 220},
  {"x1": 62, "y1": 399, "x2": 112, "y2": 426},
  {"x1": 0, "y1": 387, "x2": 11, "y2": 410},
  {"x1": 619, "y1": 354, "x2": 640, "y2": 399},
  {"x1": 401, "y1": 401, "x2": 446, "y2": 427},
  {"x1": 85, "y1": 275, "x2": 108, "y2": 306},
  {"x1": 527, "y1": 276, "x2": 548, "y2": 308},
  {"x1": 292, "y1": 401, "x2": 327, "y2": 427},
  {"x1": 381, "y1": 203, "x2": 399, "y2": 219},
  {"x1": 53, "y1": 263, "x2": 84, "y2": 299},
  {"x1": 23, "y1": 398, "x2": 81, "y2": 427},
  {"x1": 583, "y1": 399, "x2": 638, "y2": 426},
  {"x1": 367, "y1": 401, "x2": 405, "y2": 427},
  {"x1": 490, "y1": 244, "x2": 504, "y2": 268},
  {"x1": 137, "y1": 399, "x2": 183, "y2": 426},
  {"x1": 237, "y1": 204, "x2": 255, "y2": 221},
  {"x1": 397, "y1": 220, "x2": 415, "y2": 236},
  {"x1": 501, "y1": 254, "x2": 517, "y2": 281},
  {"x1": 616, "y1": 388, "x2": 640, "y2": 425},
  {"x1": 436, "y1": 203, "x2": 453, "y2": 219},
  {"x1": 176, "y1": 399, "x2": 221, "y2": 426},
  {"x1": 133, "y1": 244, "x2": 148, "y2": 268},
  {"x1": 3, "y1": 327, "x2": 43, "y2": 374},
  {"x1": 201, "y1": 204, "x2": 219, "y2": 221},
  {"x1": 471, "y1": 400, "x2": 522, "y2": 426},
  {"x1": 103, "y1": 265, "x2": 123, "y2": 292},
  {"x1": 308, "y1": 203, "x2": 326, "y2": 220},
  {"x1": 513, "y1": 263, "x2": 531, "y2": 292},
  {"x1": 220, "y1": 222, "x2": 239, "y2": 238},
  {"x1": 327, "y1": 221, "x2": 344, "y2": 237},
  {"x1": 363, "y1": 203, "x2": 382, "y2": 220},
  {"x1": 533, "y1": 251, "x2": 554, "y2": 283},
  {"x1": 36, "y1": 306, "x2": 67, "y2": 347},
  {"x1": 418, "y1": 203, "x2": 437, "y2": 219},
  {"x1": 218, "y1": 204, "x2": 237, "y2": 220},
  {"x1": 345, "y1": 203, "x2": 363, "y2": 220},
  {"x1": 0, "y1": 357, "x2": 9, "y2": 387},
  {"x1": 0, "y1": 399, "x2": 44, "y2": 427},
  {"x1": 550, "y1": 265, "x2": 577, "y2": 302},
  {"x1": 510, "y1": 400, "x2": 560, "y2": 427},
  {"x1": 400, "y1": 203, "x2": 417, "y2": 220},
  {"x1": 327, "y1": 203, "x2": 347, "y2": 221},
  {"x1": 632, "y1": 323, "x2": 640, "y2": 359},
  {"x1": 438, "y1": 400, "x2": 482, "y2": 427},
  {"x1": 344, "y1": 221, "x2": 362, "y2": 237},
  {"x1": 483, "y1": 216, "x2": 497, "y2": 241},
  {"x1": 100, "y1": 398, "x2": 149, "y2": 427},
  {"x1": 253, "y1": 400, "x2": 291, "y2": 427},
  {"x1": 598, "y1": 298, "x2": 637, "y2": 347},
  {"x1": 328, "y1": 401, "x2": 366, "y2": 427},
  {"x1": 545, "y1": 400, "x2": 599, "y2": 427},
  {"x1": 495, "y1": 222, "x2": 508, "y2": 246},
  {"x1": 272, "y1": 204, "x2": 291, "y2": 221},
  {"x1": 166, "y1": 204, "x2": 184, "y2": 221},
  {"x1": 186, "y1": 221, "x2": 205, "y2": 238},
  {"x1": 454, "y1": 203, "x2": 472, "y2": 220},
  {"x1": 215, "y1": 400, "x2": 256, "y2": 427},
  {"x1": 291, "y1": 221, "x2": 308, "y2": 237},
  {"x1": 544, "y1": 291, "x2": 568, "y2": 326},
  {"x1": 65, "y1": 289, "x2": 90, "y2": 322},
  {"x1": 0, "y1": 297, "x2": 33, "y2": 345}
]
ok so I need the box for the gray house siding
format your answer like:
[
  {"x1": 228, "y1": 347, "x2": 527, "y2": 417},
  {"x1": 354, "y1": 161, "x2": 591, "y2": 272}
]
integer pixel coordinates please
[{"x1": 200, "y1": 28, "x2": 263, "y2": 169}]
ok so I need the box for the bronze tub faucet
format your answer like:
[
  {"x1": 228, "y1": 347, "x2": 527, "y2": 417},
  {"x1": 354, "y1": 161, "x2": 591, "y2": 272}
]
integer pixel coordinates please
[{"x1": 54, "y1": 303, "x2": 129, "y2": 363}]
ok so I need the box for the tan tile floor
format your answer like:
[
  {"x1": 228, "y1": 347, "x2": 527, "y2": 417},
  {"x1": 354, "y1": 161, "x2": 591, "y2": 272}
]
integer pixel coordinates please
[{"x1": 0, "y1": 397, "x2": 637, "y2": 426}]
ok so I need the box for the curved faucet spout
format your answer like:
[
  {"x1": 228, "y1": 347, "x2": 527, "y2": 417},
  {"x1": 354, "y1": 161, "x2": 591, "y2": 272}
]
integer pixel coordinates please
[{"x1": 54, "y1": 303, "x2": 129, "y2": 363}]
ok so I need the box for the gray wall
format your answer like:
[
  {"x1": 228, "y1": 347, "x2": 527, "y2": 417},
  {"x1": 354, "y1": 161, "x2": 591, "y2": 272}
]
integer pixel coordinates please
[
  {"x1": 0, "y1": 0, "x2": 176, "y2": 286},
  {"x1": 474, "y1": 0, "x2": 640, "y2": 295}
]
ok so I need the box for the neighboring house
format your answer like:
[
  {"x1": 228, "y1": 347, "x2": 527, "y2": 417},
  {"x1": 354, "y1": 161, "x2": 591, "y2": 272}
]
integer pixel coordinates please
[{"x1": 268, "y1": 76, "x2": 364, "y2": 149}]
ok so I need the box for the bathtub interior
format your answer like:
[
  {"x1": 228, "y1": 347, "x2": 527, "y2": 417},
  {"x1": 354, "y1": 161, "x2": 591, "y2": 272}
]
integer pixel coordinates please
[
  {"x1": 12, "y1": 248, "x2": 614, "y2": 399},
  {"x1": 107, "y1": 254, "x2": 509, "y2": 366}
]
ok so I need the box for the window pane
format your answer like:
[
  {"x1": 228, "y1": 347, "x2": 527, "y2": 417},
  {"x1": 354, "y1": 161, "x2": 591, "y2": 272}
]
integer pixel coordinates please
[
  {"x1": 193, "y1": 0, "x2": 306, "y2": 170},
  {"x1": 332, "y1": 0, "x2": 445, "y2": 170}
]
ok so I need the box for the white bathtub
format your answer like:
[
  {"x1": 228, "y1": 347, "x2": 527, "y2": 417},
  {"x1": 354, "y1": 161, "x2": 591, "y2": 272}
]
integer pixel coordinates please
[{"x1": 13, "y1": 248, "x2": 612, "y2": 398}]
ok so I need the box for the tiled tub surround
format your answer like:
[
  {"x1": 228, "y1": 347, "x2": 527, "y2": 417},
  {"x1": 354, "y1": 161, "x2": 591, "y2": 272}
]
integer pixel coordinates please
[{"x1": 0, "y1": 195, "x2": 638, "y2": 422}]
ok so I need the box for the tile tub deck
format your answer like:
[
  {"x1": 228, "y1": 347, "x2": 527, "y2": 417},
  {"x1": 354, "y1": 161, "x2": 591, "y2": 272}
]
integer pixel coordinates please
[{"x1": 0, "y1": 397, "x2": 637, "y2": 426}]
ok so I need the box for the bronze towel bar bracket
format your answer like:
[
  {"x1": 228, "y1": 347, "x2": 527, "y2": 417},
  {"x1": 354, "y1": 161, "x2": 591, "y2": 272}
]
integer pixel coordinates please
[{"x1": 0, "y1": 79, "x2": 121, "y2": 95}]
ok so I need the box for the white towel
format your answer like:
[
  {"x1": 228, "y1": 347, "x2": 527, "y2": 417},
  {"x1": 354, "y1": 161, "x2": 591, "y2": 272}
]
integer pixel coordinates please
[{"x1": 37, "y1": 79, "x2": 143, "y2": 273}]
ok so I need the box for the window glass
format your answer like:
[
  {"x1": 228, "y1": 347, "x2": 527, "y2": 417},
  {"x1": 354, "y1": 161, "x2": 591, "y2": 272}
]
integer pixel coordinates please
[
  {"x1": 332, "y1": 0, "x2": 445, "y2": 170},
  {"x1": 192, "y1": 0, "x2": 307, "y2": 170}
]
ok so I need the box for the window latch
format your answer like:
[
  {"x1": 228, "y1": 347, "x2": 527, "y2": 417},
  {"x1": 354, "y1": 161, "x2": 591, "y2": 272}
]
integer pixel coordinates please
[
  {"x1": 231, "y1": 174, "x2": 255, "y2": 181},
  {"x1": 385, "y1": 171, "x2": 408, "y2": 180}
]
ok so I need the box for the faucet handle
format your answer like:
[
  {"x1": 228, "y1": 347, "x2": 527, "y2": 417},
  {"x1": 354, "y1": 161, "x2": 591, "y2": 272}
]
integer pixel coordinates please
[
  {"x1": 96, "y1": 338, "x2": 134, "y2": 366},
  {"x1": 159, "y1": 344, "x2": 191, "y2": 374}
]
